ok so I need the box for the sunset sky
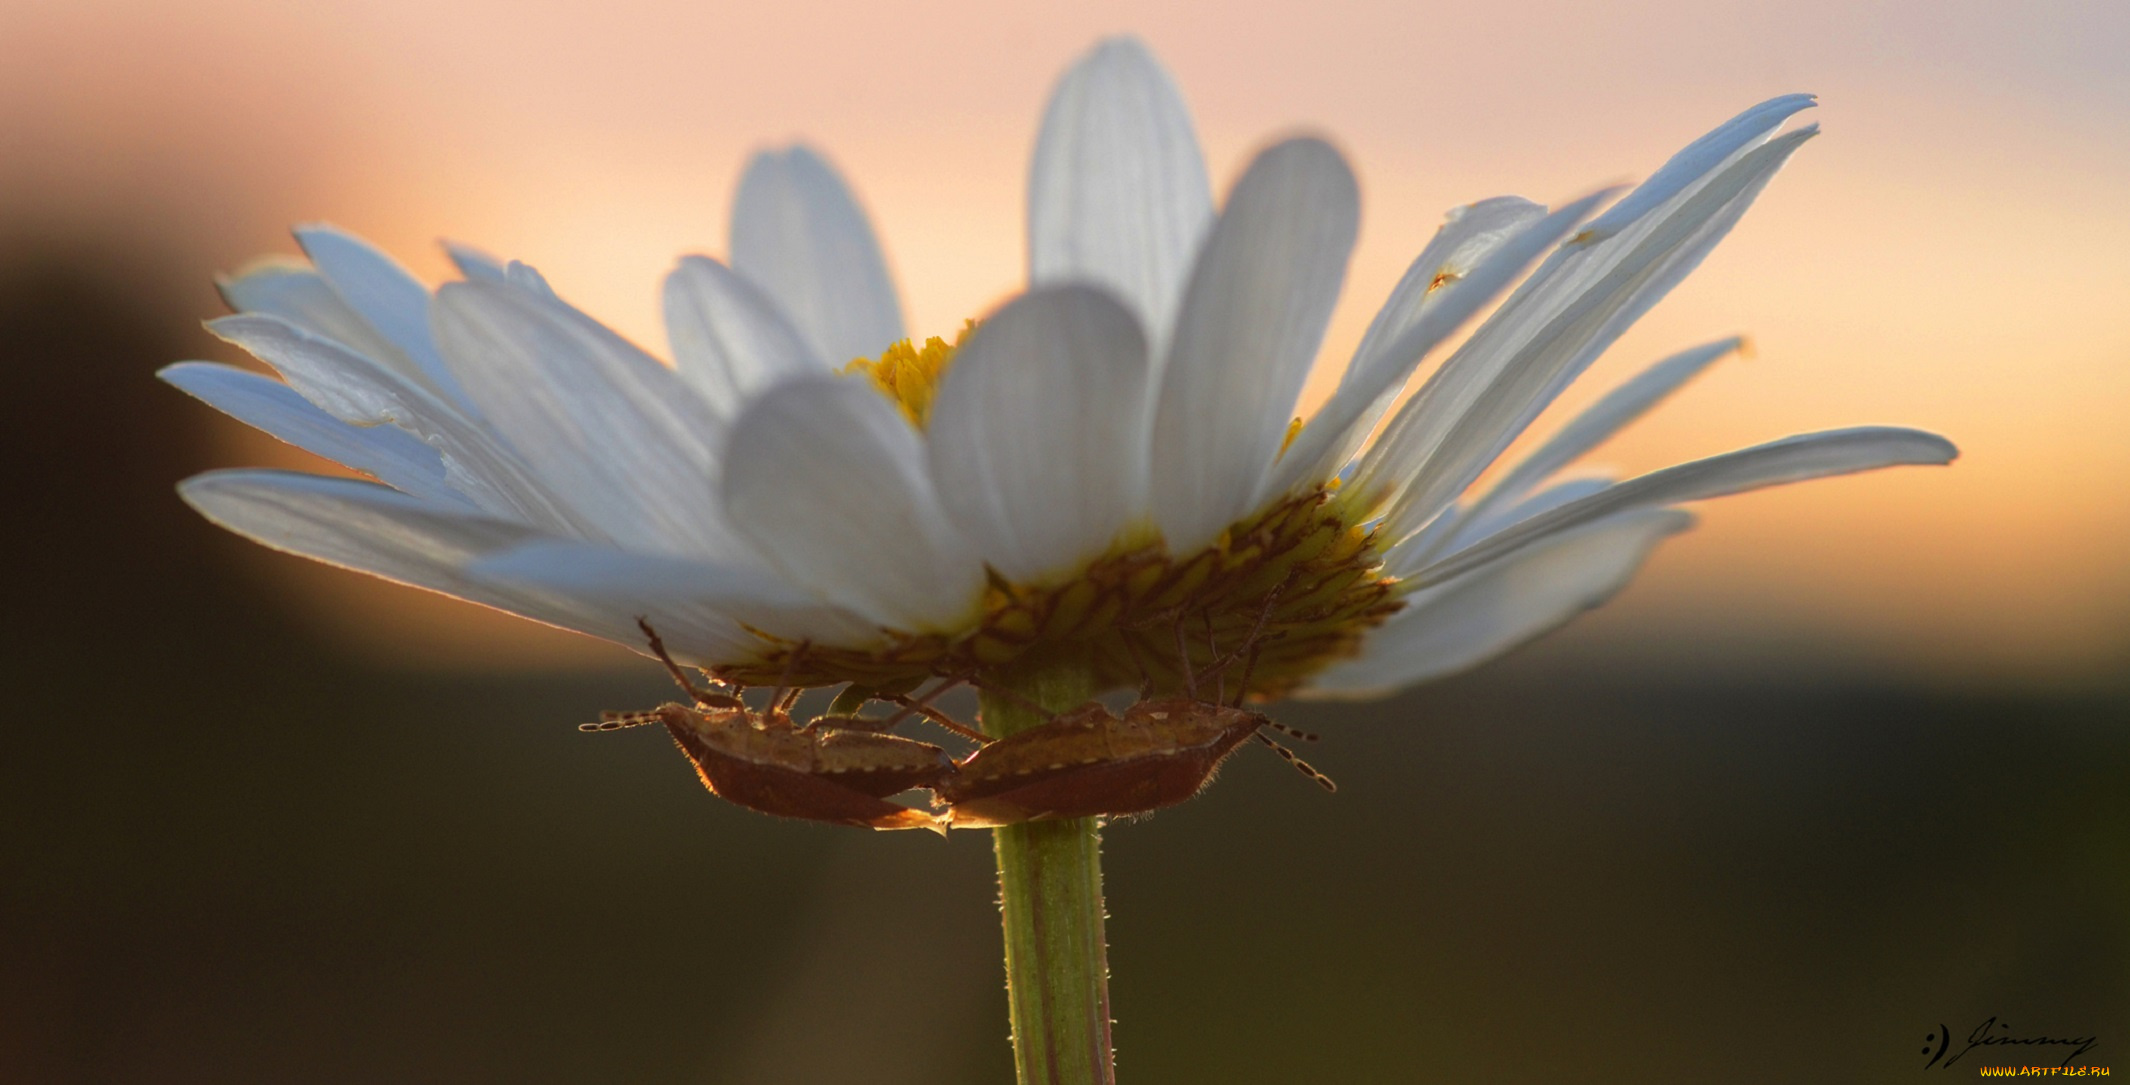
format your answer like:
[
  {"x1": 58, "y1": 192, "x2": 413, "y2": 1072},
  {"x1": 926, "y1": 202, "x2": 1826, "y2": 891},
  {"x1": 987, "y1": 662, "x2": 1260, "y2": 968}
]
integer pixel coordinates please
[{"x1": 7, "y1": 0, "x2": 2125, "y2": 681}]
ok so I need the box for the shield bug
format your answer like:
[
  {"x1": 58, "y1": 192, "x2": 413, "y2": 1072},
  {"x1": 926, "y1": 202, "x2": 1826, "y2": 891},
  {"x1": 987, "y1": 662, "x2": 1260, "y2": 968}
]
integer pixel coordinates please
[
  {"x1": 583, "y1": 621, "x2": 955, "y2": 832},
  {"x1": 593, "y1": 703, "x2": 953, "y2": 832},
  {"x1": 934, "y1": 696, "x2": 1333, "y2": 829}
]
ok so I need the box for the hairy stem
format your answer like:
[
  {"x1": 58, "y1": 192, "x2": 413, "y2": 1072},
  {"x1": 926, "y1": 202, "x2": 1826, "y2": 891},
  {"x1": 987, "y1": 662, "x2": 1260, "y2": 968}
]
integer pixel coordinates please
[{"x1": 982, "y1": 663, "x2": 1114, "y2": 1085}]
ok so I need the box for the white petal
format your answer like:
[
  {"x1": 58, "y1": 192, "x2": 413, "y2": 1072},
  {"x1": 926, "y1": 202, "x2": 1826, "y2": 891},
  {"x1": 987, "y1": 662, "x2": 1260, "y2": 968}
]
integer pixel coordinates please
[
  {"x1": 662, "y1": 254, "x2": 829, "y2": 416},
  {"x1": 1304, "y1": 509, "x2": 1693, "y2": 698},
  {"x1": 721, "y1": 376, "x2": 983, "y2": 631},
  {"x1": 1468, "y1": 338, "x2": 1741, "y2": 520},
  {"x1": 1027, "y1": 35, "x2": 1213, "y2": 352},
  {"x1": 1346, "y1": 197, "x2": 1547, "y2": 385},
  {"x1": 1360, "y1": 126, "x2": 1819, "y2": 538},
  {"x1": 927, "y1": 285, "x2": 1152, "y2": 582},
  {"x1": 177, "y1": 470, "x2": 757, "y2": 663},
  {"x1": 159, "y1": 361, "x2": 466, "y2": 507},
  {"x1": 730, "y1": 145, "x2": 904, "y2": 366},
  {"x1": 218, "y1": 261, "x2": 427, "y2": 385},
  {"x1": 469, "y1": 539, "x2": 882, "y2": 651},
  {"x1": 431, "y1": 280, "x2": 739, "y2": 558},
  {"x1": 1402, "y1": 475, "x2": 1618, "y2": 576},
  {"x1": 209, "y1": 313, "x2": 581, "y2": 534},
  {"x1": 1265, "y1": 190, "x2": 1609, "y2": 501},
  {"x1": 1148, "y1": 137, "x2": 1359, "y2": 553},
  {"x1": 1411, "y1": 426, "x2": 1958, "y2": 587},
  {"x1": 442, "y1": 240, "x2": 508, "y2": 283},
  {"x1": 1575, "y1": 94, "x2": 1817, "y2": 245},
  {"x1": 292, "y1": 224, "x2": 472, "y2": 407}
]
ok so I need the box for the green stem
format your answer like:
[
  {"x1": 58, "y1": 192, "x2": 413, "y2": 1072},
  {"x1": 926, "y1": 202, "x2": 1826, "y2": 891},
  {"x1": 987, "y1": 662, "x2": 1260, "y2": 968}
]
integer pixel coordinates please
[{"x1": 981, "y1": 664, "x2": 1115, "y2": 1085}]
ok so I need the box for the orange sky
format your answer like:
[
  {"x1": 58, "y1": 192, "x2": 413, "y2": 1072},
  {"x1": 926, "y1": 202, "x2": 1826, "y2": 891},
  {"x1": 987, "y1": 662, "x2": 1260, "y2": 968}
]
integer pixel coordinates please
[{"x1": 7, "y1": 0, "x2": 2126, "y2": 682}]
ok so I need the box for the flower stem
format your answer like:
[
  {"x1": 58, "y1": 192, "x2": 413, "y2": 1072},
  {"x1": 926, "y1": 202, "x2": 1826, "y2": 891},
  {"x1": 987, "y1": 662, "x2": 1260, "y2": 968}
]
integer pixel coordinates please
[{"x1": 981, "y1": 664, "x2": 1115, "y2": 1085}]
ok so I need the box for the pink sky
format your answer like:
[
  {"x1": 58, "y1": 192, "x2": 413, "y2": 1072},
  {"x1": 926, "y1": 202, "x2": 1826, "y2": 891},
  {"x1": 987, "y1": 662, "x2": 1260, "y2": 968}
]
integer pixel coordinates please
[{"x1": 8, "y1": 0, "x2": 2126, "y2": 680}]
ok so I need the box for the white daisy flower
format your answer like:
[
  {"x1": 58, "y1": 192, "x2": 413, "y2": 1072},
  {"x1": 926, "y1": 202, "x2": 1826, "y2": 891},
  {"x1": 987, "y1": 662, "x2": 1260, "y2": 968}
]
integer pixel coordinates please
[{"x1": 167, "y1": 37, "x2": 1954, "y2": 706}]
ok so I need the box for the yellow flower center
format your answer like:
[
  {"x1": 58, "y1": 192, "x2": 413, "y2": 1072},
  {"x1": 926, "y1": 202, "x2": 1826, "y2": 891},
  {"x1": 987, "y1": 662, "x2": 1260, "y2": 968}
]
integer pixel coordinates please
[
  {"x1": 842, "y1": 320, "x2": 978, "y2": 428},
  {"x1": 714, "y1": 485, "x2": 1400, "y2": 703},
  {"x1": 721, "y1": 319, "x2": 1402, "y2": 703}
]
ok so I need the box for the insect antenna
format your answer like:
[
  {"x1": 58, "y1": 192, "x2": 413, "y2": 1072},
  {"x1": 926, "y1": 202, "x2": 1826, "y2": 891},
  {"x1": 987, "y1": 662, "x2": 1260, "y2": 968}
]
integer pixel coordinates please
[
  {"x1": 767, "y1": 640, "x2": 811, "y2": 717},
  {"x1": 580, "y1": 710, "x2": 662, "y2": 733},
  {"x1": 1253, "y1": 732, "x2": 1337, "y2": 792},
  {"x1": 637, "y1": 617, "x2": 743, "y2": 709},
  {"x1": 1263, "y1": 720, "x2": 1320, "y2": 742}
]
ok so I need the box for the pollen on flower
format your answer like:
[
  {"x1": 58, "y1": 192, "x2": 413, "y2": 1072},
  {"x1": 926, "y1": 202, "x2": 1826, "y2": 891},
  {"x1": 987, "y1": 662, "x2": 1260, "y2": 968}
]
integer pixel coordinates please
[
  {"x1": 1280, "y1": 416, "x2": 1305, "y2": 455},
  {"x1": 1425, "y1": 268, "x2": 1461, "y2": 293},
  {"x1": 841, "y1": 319, "x2": 978, "y2": 428}
]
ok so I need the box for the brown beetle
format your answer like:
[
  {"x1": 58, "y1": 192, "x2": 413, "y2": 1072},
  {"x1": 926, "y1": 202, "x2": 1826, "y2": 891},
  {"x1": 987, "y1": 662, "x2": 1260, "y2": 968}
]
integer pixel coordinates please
[
  {"x1": 593, "y1": 703, "x2": 953, "y2": 832},
  {"x1": 585, "y1": 621, "x2": 954, "y2": 832},
  {"x1": 935, "y1": 696, "x2": 1333, "y2": 829}
]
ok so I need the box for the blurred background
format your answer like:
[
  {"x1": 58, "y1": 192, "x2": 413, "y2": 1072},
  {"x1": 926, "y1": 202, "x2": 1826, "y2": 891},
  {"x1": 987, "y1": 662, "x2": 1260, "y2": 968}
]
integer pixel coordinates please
[{"x1": 1, "y1": 0, "x2": 2123, "y2": 1081}]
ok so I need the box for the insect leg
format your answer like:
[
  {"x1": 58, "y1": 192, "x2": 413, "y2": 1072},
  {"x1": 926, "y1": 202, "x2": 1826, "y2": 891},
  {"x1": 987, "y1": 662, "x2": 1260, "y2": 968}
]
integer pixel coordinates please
[
  {"x1": 1173, "y1": 617, "x2": 1199, "y2": 701},
  {"x1": 1203, "y1": 611, "x2": 1224, "y2": 706},
  {"x1": 637, "y1": 618, "x2": 743, "y2": 709},
  {"x1": 965, "y1": 676, "x2": 1062, "y2": 724},
  {"x1": 767, "y1": 640, "x2": 811, "y2": 713},
  {"x1": 874, "y1": 676, "x2": 988, "y2": 741},
  {"x1": 879, "y1": 690, "x2": 989, "y2": 743}
]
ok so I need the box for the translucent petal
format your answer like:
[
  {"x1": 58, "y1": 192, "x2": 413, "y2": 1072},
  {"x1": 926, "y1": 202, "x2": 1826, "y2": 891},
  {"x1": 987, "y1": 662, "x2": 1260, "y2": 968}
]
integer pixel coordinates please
[
  {"x1": 730, "y1": 145, "x2": 904, "y2": 366},
  {"x1": 1410, "y1": 426, "x2": 1958, "y2": 587},
  {"x1": 1148, "y1": 137, "x2": 1358, "y2": 553},
  {"x1": 928, "y1": 285, "x2": 1151, "y2": 582},
  {"x1": 663, "y1": 254, "x2": 828, "y2": 417},
  {"x1": 159, "y1": 361, "x2": 465, "y2": 507},
  {"x1": 209, "y1": 313, "x2": 580, "y2": 533},
  {"x1": 177, "y1": 469, "x2": 760, "y2": 664},
  {"x1": 1028, "y1": 36, "x2": 1212, "y2": 353},
  {"x1": 431, "y1": 280, "x2": 741, "y2": 558},
  {"x1": 720, "y1": 376, "x2": 983, "y2": 631},
  {"x1": 1304, "y1": 509, "x2": 1693, "y2": 698}
]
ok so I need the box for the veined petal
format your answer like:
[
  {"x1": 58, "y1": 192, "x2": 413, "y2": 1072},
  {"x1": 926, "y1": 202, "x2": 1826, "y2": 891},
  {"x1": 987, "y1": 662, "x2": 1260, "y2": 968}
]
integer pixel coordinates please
[
  {"x1": 1401, "y1": 474, "x2": 1618, "y2": 576},
  {"x1": 1028, "y1": 35, "x2": 1213, "y2": 353},
  {"x1": 1361, "y1": 126, "x2": 1819, "y2": 539},
  {"x1": 1304, "y1": 509, "x2": 1693, "y2": 698},
  {"x1": 177, "y1": 470, "x2": 757, "y2": 663},
  {"x1": 1149, "y1": 136, "x2": 1359, "y2": 553},
  {"x1": 1346, "y1": 197, "x2": 1548, "y2": 385},
  {"x1": 1575, "y1": 94, "x2": 1817, "y2": 245},
  {"x1": 927, "y1": 285, "x2": 1152, "y2": 583},
  {"x1": 1410, "y1": 426, "x2": 1958, "y2": 587},
  {"x1": 1466, "y1": 338, "x2": 1742, "y2": 522},
  {"x1": 1266, "y1": 190, "x2": 1609, "y2": 501},
  {"x1": 468, "y1": 539, "x2": 882, "y2": 653},
  {"x1": 218, "y1": 261, "x2": 430, "y2": 390},
  {"x1": 293, "y1": 224, "x2": 473, "y2": 408},
  {"x1": 662, "y1": 254, "x2": 829, "y2": 416},
  {"x1": 730, "y1": 145, "x2": 904, "y2": 366},
  {"x1": 432, "y1": 279, "x2": 739, "y2": 558},
  {"x1": 159, "y1": 361, "x2": 466, "y2": 507},
  {"x1": 721, "y1": 376, "x2": 983, "y2": 631},
  {"x1": 209, "y1": 313, "x2": 580, "y2": 533}
]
